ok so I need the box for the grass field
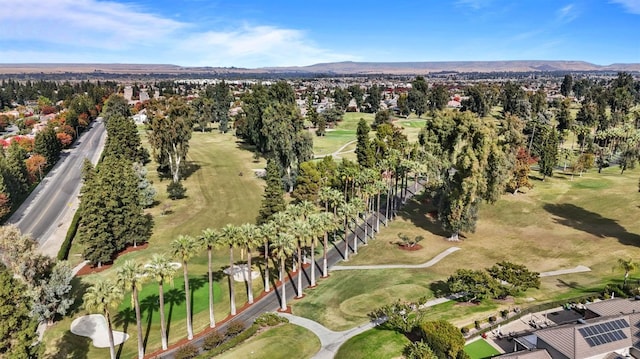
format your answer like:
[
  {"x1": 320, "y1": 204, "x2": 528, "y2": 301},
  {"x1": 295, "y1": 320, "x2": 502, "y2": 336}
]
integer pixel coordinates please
[
  {"x1": 292, "y1": 165, "x2": 640, "y2": 332},
  {"x1": 43, "y1": 129, "x2": 269, "y2": 358},
  {"x1": 464, "y1": 339, "x2": 500, "y2": 359},
  {"x1": 334, "y1": 328, "x2": 410, "y2": 359},
  {"x1": 215, "y1": 324, "x2": 321, "y2": 359}
]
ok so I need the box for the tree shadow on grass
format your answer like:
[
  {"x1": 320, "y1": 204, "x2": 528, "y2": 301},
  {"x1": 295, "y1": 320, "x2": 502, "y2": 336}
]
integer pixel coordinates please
[
  {"x1": 543, "y1": 203, "x2": 640, "y2": 246},
  {"x1": 180, "y1": 161, "x2": 201, "y2": 181},
  {"x1": 164, "y1": 287, "x2": 185, "y2": 341},
  {"x1": 114, "y1": 307, "x2": 136, "y2": 359},
  {"x1": 67, "y1": 277, "x2": 90, "y2": 316},
  {"x1": 140, "y1": 294, "x2": 159, "y2": 351},
  {"x1": 397, "y1": 194, "x2": 449, "y2": 238},
  {"x1": 49, "y1": 330, "x2": 90, "y2": 359}
]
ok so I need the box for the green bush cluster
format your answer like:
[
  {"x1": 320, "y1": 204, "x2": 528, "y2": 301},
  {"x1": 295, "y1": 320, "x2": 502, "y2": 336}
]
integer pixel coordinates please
[
  {"x1": 254, "y1": 312, "x2": 289, "y2": 327},
  {"x1": 175, "y1": 344, "x2": 199, "y2": 359},
  {"x1": 200, "y1": 324, "x2": 259, "y2": 357},
  {"x1": 57, "y1": 211, "x2": 81, "y2": 260}
]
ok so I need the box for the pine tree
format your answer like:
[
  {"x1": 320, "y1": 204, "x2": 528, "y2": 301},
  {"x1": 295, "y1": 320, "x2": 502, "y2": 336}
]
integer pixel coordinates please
[
  {"x1": 355, "y1": 118, "x2": 375, "y2": 168},
  {"x1": 0, "y1": 263, "x2": 39, "y2": 358},
  {"x1": 538, "y1": 128, "x2": 559, "y2": 180},
  {"x1": 34, "y1": 127, "x2": 61, "y2": 170},
  {"x1": 257, "y1": 158, "x2": 286, "y2": 224}
]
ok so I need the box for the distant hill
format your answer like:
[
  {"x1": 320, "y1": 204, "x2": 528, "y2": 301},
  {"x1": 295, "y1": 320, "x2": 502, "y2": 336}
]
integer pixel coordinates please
[{"x1": 0, "y1": 60, "x2": 639, "y2": 75}]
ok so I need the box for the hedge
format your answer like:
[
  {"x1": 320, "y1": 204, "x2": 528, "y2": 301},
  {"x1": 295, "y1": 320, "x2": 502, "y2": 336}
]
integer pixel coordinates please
[
  {"x1": 198, "y1": 324, "x2": 259, "y2": 358},
  {"x1": 57, "y1": 210, "x2": 81, "y2": 260}
]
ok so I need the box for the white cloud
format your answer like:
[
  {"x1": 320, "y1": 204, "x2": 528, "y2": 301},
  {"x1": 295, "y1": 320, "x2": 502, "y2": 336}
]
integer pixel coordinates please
[
  {"x1": 556, "y1": 4, "x2": 578, "y2": 23},
  {"x1": 610, "y1": 0, "x2": 640, "y2": 13},
  {"x1": 454, "y1": 0, "x2": 493, "y2": 10},
  {"x1": 0, "y1": 0, "x2": 354, "y2": 67}
]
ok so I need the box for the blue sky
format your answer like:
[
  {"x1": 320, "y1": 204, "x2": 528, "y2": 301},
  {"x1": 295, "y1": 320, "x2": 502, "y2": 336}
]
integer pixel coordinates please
[{"x1": 0, "y1": 0, "x2": 638, "y2": 67}]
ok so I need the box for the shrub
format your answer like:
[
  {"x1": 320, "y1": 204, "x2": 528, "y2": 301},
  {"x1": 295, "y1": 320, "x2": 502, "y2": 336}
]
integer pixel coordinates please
[
  {"x1": 500, "y1": 310, "x2": 509, "y2": 318},
  {"x1": 203, "y1": 330, "x2": 224, "y2": 350},
  {"x1": 474, "y1": 320, "x2": 481, "y2": 329},
  {"x1": 225, "y1": 320, "x2": 245, "y2": 337},
  {"x1": 174, "y1": 344, "x2": 198, "y2": 359},
  {"x1": 254, "y1": 312, "x2": 288, "y2": 327},
  {"x1": 488, "y1": 316, "x2": 497, "y2": 323},
  {"x1": 58, "y1": 211, "x2": 81, "y2": 260},
  {"x1": 167, "y1": 181, "x2": 186, "y2": 200},
  {"x1": 460, "y1": 327, "x2": 469, "y2": 334},
  {"x1": 205, "y1": 324, "x2": 259, "y2": 357}
]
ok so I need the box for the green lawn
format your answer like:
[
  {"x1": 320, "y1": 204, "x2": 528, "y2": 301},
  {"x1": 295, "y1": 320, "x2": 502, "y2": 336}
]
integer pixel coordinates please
[
  {"x1": 215, "y1": 324, "x2": 321, "y2": 359},
  {"x1": 335, "y1": 328, "x2": 410, "y2": 359},
  {"x1": 465, "y1": 339, "x2": 500, "y2": 359},
  {"x1": 43, "y1": 129, "x2": 268, "y2": 359},
  {"x1": 293, "y1": 165, "x2": 640, "y2": 332}
]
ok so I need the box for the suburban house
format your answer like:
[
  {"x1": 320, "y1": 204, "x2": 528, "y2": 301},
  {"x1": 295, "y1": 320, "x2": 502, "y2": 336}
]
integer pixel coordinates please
[{"x1": 496, "y1": 299, "x2": 640, "y2": 359}]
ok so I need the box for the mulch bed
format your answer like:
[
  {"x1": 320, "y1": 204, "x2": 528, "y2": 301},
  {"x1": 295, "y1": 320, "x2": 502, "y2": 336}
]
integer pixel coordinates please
[
  {"x1": 397, "y1": 244, "x2": 423, "y2": 251},
  {"x1": 76, "y1": 243, "x2": 149, "y2": 276}
]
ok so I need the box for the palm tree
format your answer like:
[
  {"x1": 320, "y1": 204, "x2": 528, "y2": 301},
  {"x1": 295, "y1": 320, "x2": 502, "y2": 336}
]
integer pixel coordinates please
[
  {"x1": 116, "y1": 260, "x2": 147, "y2": 359},
  {"x1": 259, "y1": 221, "x2": 277, "y2": 292},
  {"x1": 321, "y1": 211, "x2": 339, "y2": 278},
  {"x1": 237, "y1": 223, "x2": 260, "y2": 304},
  {"x1": 199, "y1": 228, "x2": 224, "y2": 328},
  {"x1": 373, "y1": 178, "x2": 387, "y2": 232},
  {"x1": 617, "y1": 258, "x2": 637, "y2": 287},
  {"x1": 350, "y1": 197, "x2": 366, "y2": 254},
  {"x1": 290, "y1": 219, "x2": 312, "y2": 298},
  {"x1": 221, "y1": 224, "x2": 240, "y2": 316},
  {"x1": 308, "y1": 212, "x2": 331, "y2": 287},
  {"x1": 83, "y1": 279, "x2": 123, "y2": 359},
  {"x1": 171, "y1": 234, "x2": 198, "y2": 340},
  {"x1": 338, "y1": 201, "x2": 357, "y2": 261},
  {"x1": 145, "y1": 253, "x2": 176, "y2": 350},
  {"x1": 270, "y1": 232, "x2": 296, "y2": 311}
]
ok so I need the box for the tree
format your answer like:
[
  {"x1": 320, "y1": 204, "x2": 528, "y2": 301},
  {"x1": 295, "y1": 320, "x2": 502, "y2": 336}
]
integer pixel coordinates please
[
  {"x1": 191, "y1": 97, "x2": 213, "y2": 132},
  {"x1": 555, "y1": 98, "x2": 573, "y2": 132},
  {"x1": 0, "y1": 224, "x2": 35, "y2": 273},
  {"x1": 365, "y1": 85, "x2": 381, "y2": 113},
  {"x1": 270, "y1": 232, "x2": 296, "y2": 311},
  {"x1": 461, "y1": 85, "x2": 490, "y2": 117},
  {"x1": 333, "y1": 87, "x2": 350, "y2": 111},
  {"x1": 617, "y1": 258, "x2": 637, "y2": 287},
  {"x1": 221, "y1": 224, "x2": 240, "y2": 316},
  {"x1": 25, "y1": 154, "x2": 46, "y2": 183},
  {"x1": 104, "y1": 114, "x2": 147, "y2": 163},
  {"x1": 507, "y1": 148, "x2": 534, "y2": 194},
  {"x1": 355, "y1": 118, "x2": 375, "y2": 168},
  {"x1": 205, "y1": 81, "x2": 233, "y2": 133},
  {"x1": 171, "y1": 235, "x2": 198, "y2": 340},
  {"x1": 31, "y1": 261, "x2": 74, "y2": 326},
  {"x1": 487, "y1": 261, "x2": 540, "y2": 297},
  {"x1": 538, "y1": 128, "x2": 559, "y2": 180},
  {"x1": 397, "y1": 93, "x2": 410, "y2": 116},
  {"x1": 237, "y1": 223, "x2": 261, "y2": 304},
  {"x1": 419, "y1": 320, "x2": 466, "y2": 359},
  {"x1": 291, "y1": 161, "x2": 321, "y2": 203},
  {"x1": 405, "y1": 341, "x2": 438, "y2": 359},
  {"x1": 34, "y1": 127, "x2": 61, "y2": 170},
  {"x1": 0, "y1": 263, "x2": 39, "y2": 359},
  {"x1": 369, "y1": 301, "x2": 424, "y2": 334},
  {"x1": 428, "y1": 84, "x2": 449, "y2": 112},
  {"x1": 408, "y1": 89, "x2": 427, "y2": 117},
  {"x1": 257, "y1": 158, "x2": 286, "y2": 224},
  {"x1": 83, "y1": 279, "x2": 123, "y2": 359},
  {"x1": 199, "y1": 228, "x2": 223, "y2": 328},
  {"x1": 447, "y1": 269, "x2": 499, "y2": 302},
  {"x1": 117, "y1": 260, "x2": 147, "y2": 359},
  {"x1": 373, "y1": 109, "x2": 392, "y2": 128},
  {"x1": 560, "y1": 74, "x2": 573, "y2": 97},
  {"x1": 147, "y1": 97, "x2": 193, "y2": 183},
  {"x1": 348, "y1": 84, "x2": 365, "y2": 110},
  {"x1": 145, "y1": 254, "x2": 176, "y2": 350}
]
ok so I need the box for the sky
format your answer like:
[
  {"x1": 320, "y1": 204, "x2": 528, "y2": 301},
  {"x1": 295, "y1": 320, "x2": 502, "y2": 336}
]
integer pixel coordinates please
[{"x1": 0, "y1": 0, "x2": 638, "y2": 68}]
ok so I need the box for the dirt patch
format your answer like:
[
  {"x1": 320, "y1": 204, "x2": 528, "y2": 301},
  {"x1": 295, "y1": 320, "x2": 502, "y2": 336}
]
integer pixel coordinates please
[
  {"x1": 76, "y1": 243, "x2": 149, "y2": 276},
  {"x1": 397, "y1": 244, "x2": 423, "y2": 251}
]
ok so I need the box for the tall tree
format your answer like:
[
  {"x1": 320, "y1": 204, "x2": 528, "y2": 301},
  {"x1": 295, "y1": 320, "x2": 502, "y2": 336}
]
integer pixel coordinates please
[
  {"x1": 428, "y1": 84, "x2": 449, "y2": 112},
  {"x1": 199, "y1": 228, "x2": 223, "y2": 328},
  {"x1": 257, "y1": 158, "x2": 286, "y2": 224},
  {"x1": 538, "y1": 128, "x2": 559, "y2": 180},
  {"x1": 560, "y1": 74, "x2": 573, "y2": 97},
  {"x1": 221, "y1": 224, "x2": 239, "y2": 316},
  {"x1": 171, "y1": 235, "x2": 198, "y2": 340},
  {"x1": 258, "y1": 220, "x2": 277, "y2": 293},
  {"x1": 365, "y1": 85, "x2": 381, "y2": 113},
  {"x1": 617, "y1": 258, "x2": 637, "y2": 287},
  {"x1": 355, "y1": 118, "x2": 375, "y2": 168},
  {"x1": 31, "y1": 261, "x2": 74, "y2": 326},
  {"x1": 205, "y1": 81, "x2": 233, "y2": 133},
  {"x1": 237, "y1": 223, "x2": 260, "y2": 304},
  {"x1": 0, "y1": 263, "x2": 39, "y2": 359},
  {"x1": 462, "y1": 84, "x2": 490, "y2": 117},
  {"x1": 270, "y1": 232, "x2": 296, "y2": 311},
  {"x1": 291, "y1": 161, "x2": 321, "y2": 203},
  {"x1": 147, "y1": 97, "x2": 193, "y2": 183},
  {"x1": 117, "y1": 260, "x2": 147, "y2": 359},
  {"x1": 34, "y1": 127, "x2": 61, "y2": 170},
  {"x1": 83, "y1": 279, "x2": 123, "y2": 359},
  {"x1": 145, "y1": 254, "x2": 176, "y2": 350}
]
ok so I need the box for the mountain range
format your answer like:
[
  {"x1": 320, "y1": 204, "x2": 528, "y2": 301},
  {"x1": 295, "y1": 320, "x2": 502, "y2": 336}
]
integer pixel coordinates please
[{"x1": 0, "y1": 60, "x2": 638, "y2": 75}]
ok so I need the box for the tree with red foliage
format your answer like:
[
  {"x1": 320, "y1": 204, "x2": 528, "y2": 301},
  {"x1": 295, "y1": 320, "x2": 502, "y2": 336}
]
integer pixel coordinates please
[
  {"x1": 507, "y1": 147, "x2": 535, "y2": 194},
  {"x1": 0, "y1": 177, "x2": 10, "y2": 219},
  {"x1": 41, "y1": 106, "x2": 57, "y2": 115},
  {"x1": 56, "y1": 132, "x2": 73, "y2": 148},
  {"x1": 13, "y1": 136, "x2": 34, "y2": 153}
]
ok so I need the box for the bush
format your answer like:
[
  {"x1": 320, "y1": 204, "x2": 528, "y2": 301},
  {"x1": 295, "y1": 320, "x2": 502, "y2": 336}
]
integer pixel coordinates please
[
  {"x1": 174, "y1": 344, "x2": 198, "y2": 359},
  {"x1": 167, "y1": 181, "x2": 186, "y2": 200},
  {"x1": 254, "y1": 312, "x2": 288, "y2": 327},
  {"x1": 461, "y1": 327, "x2": 470, "y2": 334},
  {"x1": 205, "y1": 324, "x2": 259, "y2": 357},
  {"x1": 474, "y1": 320, "x2": 481, "y2": 329},
  {"x1": 203, "y1": 330, "x2": 224, "y2": 350},
  {"x1": 500, "y1": 309, "x2": 509, "y2": 318},
  {"x1": 488, "y1": 316, "x2": 497, "y2": 323},
  {"x1": 58, "y1": 211, "x2": 81, "y2": 260},
  {"x1": 225, "y1": 320, "x2": 245, "y2": 337}
]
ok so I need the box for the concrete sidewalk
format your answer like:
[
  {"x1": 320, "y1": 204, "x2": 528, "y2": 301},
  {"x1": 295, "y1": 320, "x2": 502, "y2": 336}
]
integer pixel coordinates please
[{"x1": 331, "y1": 246, "x2": 461, "y2": 270}]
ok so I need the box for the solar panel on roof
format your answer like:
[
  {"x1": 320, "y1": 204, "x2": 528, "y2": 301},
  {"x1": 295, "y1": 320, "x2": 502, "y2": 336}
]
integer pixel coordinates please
[
  {"x1": 604, "y1": 322, "x2": 614, "y2": 331},
  {"x1": 611, "y1": 321, "x2": 620, "y2": 330},
  {"x1": 579, "y1": 319, "x2": 630, "y2": 348},
  {"x1": 586, "y1": 338, "x2": 596, "y2": 347}
]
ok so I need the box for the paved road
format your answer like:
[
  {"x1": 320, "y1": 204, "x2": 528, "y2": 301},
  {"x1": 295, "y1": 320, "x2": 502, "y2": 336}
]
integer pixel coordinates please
[
  {"x1": 152, "y1": 182, "x2": 426, "y2": 358},
  {"x1": 8, "y1": 118, "x2": 107, "y2": 249}
]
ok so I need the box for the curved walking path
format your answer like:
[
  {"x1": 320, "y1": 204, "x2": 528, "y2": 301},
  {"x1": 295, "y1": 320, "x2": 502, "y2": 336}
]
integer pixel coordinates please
[
  {"x1": 539, "y1": 265, "x2": 591, "y2": 277},
  {"x1": 278, "y1": 313, "x2": 386, "y2": 359},
  {"x1": 314, "y1": 140, "x2": 357, "y2": 159},
  {"x1": 331, "y1": 246, "x2": 461, "y2": 271}
]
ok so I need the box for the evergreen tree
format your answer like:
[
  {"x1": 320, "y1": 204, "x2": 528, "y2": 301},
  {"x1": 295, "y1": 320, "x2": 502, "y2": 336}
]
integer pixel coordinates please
[
  {"x1": 205, "y1": 81, "x2": 233, "y2": 133},
  {"x1": 102, "y1": 94, "x2": 130, "y2": 122},
  {"x1": 0, "y1": 176, "x2": 11, "y2": 219},
  {"x1": 104, "y1": 114, "x2": 147, "y2": 163},
  {"x1": 257, "y1": 158, "x2": 286, "y2": 224},
  {"x1": 365, "y1": 85, "x2": 381, "y2": 113},
  {"x1": 538, "y1": 128, "x2": 559, "y2": 180},
  {"x1": 34, "y1": 127, "x2": 61, "y2": 170},
  {"x1": 291, "y1": 161, "x2": 321, "y2": 203},
  {"x1": 355, "y1": 118, "x2": 375, "y2": 168},
  {"x1": 31, "y1": 261, "x2": 74, "y2": 325},
  {"x1": 428, "y1": 84, "x2": 449, "y2": 112},
  {"x1": 560, "y1": 74, "x2": 573, "y2": 97},
  {"x1": 0, "y1": 263, "x2": 39, "y2": 358}
]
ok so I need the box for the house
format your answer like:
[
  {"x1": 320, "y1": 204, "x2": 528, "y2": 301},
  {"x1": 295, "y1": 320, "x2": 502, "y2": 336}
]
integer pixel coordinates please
[{"x1": 496, "y1": 299, "x2": 640, "y2": 359}]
